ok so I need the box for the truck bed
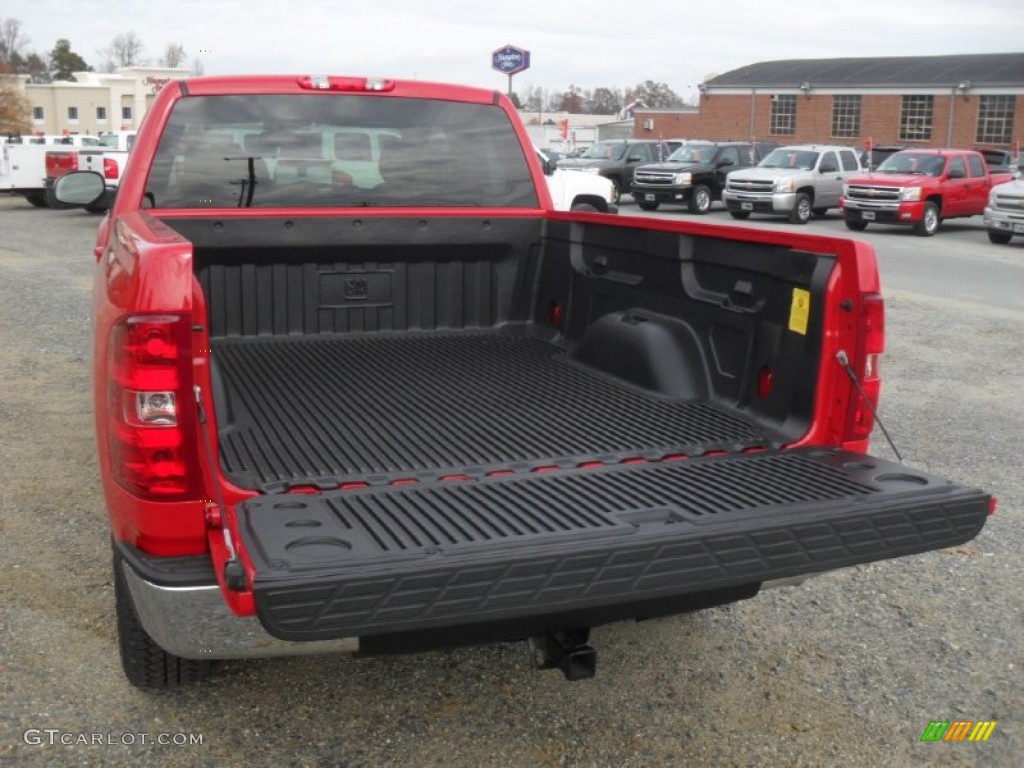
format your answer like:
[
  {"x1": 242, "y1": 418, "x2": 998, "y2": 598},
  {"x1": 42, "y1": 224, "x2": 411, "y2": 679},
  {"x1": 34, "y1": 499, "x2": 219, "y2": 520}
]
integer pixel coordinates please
[{"x1": 213, "y1": 328, "x2": 782, "y2": 491}]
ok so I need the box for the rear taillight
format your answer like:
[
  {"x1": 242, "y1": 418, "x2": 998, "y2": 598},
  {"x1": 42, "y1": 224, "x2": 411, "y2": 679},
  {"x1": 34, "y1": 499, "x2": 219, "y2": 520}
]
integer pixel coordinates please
[
  {"x1": 45, "y1": 152, "x2": 78, "y2": 177},
  {"x1": 843, "y1": 293, "x2": 885, "y2": 442},
  {"x1": 104, "y1": 157, "x2": 119, "y2": 179},
  {"x1": 108, "y1": 314, "x2": 200, "y2": 499}
]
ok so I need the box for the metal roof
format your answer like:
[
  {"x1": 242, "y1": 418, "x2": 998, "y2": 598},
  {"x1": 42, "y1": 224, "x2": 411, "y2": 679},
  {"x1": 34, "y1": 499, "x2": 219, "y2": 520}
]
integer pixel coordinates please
[{"x1": 706, "y1": 53, "x2": 1024, "y2": 88}]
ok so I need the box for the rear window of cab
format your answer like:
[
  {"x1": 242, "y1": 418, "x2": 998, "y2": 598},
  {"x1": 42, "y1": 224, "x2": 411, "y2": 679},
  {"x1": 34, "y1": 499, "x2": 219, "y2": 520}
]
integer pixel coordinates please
[{"x1": 144, "y1": 94, "x2": 539, "y2": 208}]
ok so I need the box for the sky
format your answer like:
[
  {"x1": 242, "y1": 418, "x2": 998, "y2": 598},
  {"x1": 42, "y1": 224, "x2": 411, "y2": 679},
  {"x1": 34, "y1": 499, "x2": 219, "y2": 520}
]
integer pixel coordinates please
[{"x1": 7, "y1": 0, "x2": 1024, "y2": 102}]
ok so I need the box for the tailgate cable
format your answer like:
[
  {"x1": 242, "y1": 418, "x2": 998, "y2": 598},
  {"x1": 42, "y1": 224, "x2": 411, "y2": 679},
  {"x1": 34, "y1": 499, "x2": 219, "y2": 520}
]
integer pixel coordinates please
[
  {"x1": 836, "y1": 350, "x2": 903, "y2": 463},
  {"x1": 194, "y1": 384, "x2": 247, "y2": 591}
]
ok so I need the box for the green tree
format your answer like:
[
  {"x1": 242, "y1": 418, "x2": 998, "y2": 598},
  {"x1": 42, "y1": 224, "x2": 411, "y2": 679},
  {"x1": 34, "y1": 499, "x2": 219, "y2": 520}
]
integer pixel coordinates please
[{"x1": 50, "y1": 39, "x2": 90, "y2": 80}]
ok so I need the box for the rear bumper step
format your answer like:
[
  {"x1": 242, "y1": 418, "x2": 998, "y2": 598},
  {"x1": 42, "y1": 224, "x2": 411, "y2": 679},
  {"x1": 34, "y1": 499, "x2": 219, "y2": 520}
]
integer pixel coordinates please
[{"x1": 240, "y1": 448, "x2": 990, "y2": 641}]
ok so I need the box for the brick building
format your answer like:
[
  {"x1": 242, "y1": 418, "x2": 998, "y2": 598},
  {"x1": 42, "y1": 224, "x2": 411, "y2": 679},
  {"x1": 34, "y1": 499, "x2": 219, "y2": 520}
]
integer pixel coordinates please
[{"x1": 635, "y1": 53, "x2": 1024, "y2": 151}]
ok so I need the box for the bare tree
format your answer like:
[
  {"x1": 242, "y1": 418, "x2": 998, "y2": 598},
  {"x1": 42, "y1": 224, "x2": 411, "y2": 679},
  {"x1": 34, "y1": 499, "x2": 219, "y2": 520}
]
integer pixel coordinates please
[
  {"x1": 630, "y1": 80, "x2": 684, "y2": 109},
  {"x1": 0, "y1": 17, "x2": 30, "y2": 64},
  {"x1": 98, "y1": 32, "x2": 145, "y2": 72},
  {"x1": 0, "y1": 62, "x2": 32, "y2": 133},
  {"x1": 585, "y1": 87, "x2": 623, "y2": 115},
  {"x1": 162, "y1": 42, "x2": 186, "y2": 68}
]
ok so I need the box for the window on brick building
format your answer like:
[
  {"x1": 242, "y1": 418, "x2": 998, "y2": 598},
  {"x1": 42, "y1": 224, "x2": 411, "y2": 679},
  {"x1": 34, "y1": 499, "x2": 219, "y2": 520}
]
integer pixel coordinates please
[
  {"x1": 32, "y1": 107, "x2": 44, "y2": 121},
  {"x1": 68, "y1": 106, "x2": 79, "y2": 121},
  {"x1": 831, "y1": 95, "x2": 861, "y2": 138},
  {"x1": 97, "y1": 106, "x2": 107, "y2": 121},
  {"x1": 899, "y1": 96, "x2": 933, "y2": 141},
  {"x1": 976, "y1": 95, "x2": 1015, "y2": 144},
  {"x1": 770, "y1": 95, "x2": 796, "y2": 135}
]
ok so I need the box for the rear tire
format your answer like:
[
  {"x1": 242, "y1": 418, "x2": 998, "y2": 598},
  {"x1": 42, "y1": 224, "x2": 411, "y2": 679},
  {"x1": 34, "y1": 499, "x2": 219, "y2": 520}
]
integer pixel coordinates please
[
  {"x1": 637, "y1": 200, "x2": 660, "y2": 211},
  {"x1": 687, "y1": 184, "x2": 712, "y2": 215},
  {"x1": 913, "y1": 201, "x2": 940, "y2": 237},
  {"x1": 24, "y1": 192, "x2": 47, "y2": 207},
  {"x1": 844, "y1": 220, "x2": 869, "y2": 231},
  {"x1": 788, "y1": 193, "x2": 812, "y2": 224},
  {"x1": 113, "y1": 548, "x2": 215, "y2": 689},
  {"x1": 728, "y1": 209, "x2": 751, "y2": 220},
  {"x1": 987, "y1": 230, "x2": 1012, "y2": 244}
]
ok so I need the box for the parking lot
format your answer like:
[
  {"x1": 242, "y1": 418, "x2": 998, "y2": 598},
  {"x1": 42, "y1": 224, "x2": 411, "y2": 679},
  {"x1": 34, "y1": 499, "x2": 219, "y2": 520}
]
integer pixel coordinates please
[{"x1": 0, "y1": 194, "x2": 1021, "y2": 767}]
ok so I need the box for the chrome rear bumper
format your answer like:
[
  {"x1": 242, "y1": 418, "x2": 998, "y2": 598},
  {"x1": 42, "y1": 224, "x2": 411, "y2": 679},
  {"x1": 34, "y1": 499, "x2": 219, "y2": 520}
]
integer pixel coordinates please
[{"x1": 122, "y1": 563, "x2": 359, "y2": 660}]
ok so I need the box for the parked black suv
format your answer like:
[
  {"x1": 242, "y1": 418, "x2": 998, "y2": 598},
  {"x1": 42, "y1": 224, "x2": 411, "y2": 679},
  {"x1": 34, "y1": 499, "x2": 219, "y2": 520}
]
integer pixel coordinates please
[
  {"x1": 631, "y1": 141, "x2": 778, "y2": 213},
  {"x1": 557, "y1": 139, "x2": 680, "y2": 202}
]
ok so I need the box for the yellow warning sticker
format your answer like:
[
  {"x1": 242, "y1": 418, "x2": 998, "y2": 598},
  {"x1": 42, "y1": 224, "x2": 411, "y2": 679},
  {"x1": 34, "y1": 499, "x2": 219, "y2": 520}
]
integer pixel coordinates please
[{"x1": 789, "y1": 288, "x2": 810, "y2": 335}]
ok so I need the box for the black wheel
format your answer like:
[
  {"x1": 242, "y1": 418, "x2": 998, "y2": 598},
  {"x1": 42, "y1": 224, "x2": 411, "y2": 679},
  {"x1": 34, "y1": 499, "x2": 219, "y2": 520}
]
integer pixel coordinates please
[
  {"x1": 637, "y1": 200, "x2": 659, "y2": 211},
  {"x1": 687, "y1": 184, "x2": 712, "y2": 214},
  {"x1": 84, "y1": 203, "x2": 107, "y2": 214},
  {"x1": 728, "y1": 209, "x2": 751, "y2": 220},
  {"x1": 913, "y1": 201, "x2": 940, "y2": 237},
  {"x1": 811, "y1": 207, "x2": 828, "y2": 217},
  {"x1": 24, "y1": 192, "x2": 47, "y2": 207},
  {"x1": 845, "y1": 220, "x2": 869, "y2": 231},
  {"x1": 987, "y1": 230, "x2": 1012, "y2": 245},
  {"x1": 113, "y1": 548, "x2": 215, "y2": 689},
  {"x1": 788, "y1": 193, "x2": 812, "y2": 224}
]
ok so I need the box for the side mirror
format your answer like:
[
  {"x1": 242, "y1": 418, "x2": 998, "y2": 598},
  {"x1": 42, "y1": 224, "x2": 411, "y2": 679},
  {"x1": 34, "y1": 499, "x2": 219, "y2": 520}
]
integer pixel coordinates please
[
  {"x1": 627, "y1": 154, "x2": 643, "y2": 162},
  {"x1": 947, "y1": 166, "x2": 965, "y2": 179},
  {"x1": 716, "y1": 158, "x2": 735, "y2": 168},
  {"x1": 53, "y1": 171, "x2": 106, "y2": 206},
  {"x1": 819, "y1": 162, "x2": 838, "y2": 173},
  {"x1": 544, "y1": 157, "x2": 558, "y2": 176}
]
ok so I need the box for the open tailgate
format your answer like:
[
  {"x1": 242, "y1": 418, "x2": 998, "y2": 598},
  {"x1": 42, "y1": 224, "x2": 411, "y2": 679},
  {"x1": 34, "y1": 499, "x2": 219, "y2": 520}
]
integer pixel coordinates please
[{"x1": 227, "y1": 448, "x2": 989, "y2": 642}]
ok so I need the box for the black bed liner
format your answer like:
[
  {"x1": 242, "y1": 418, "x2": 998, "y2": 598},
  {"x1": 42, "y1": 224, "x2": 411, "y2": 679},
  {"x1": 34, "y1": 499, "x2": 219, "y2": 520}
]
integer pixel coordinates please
[
  {"x1": 240, "y1": 447, "x2": 990, "y2": 641},
  {"x1": 213, "y1": 330, "x2": 784, "y2": 490}
]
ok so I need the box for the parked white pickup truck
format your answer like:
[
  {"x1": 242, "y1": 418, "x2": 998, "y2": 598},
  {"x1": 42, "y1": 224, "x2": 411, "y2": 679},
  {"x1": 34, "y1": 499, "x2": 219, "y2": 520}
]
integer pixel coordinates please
[
  {"x1": 99, "y1": 130, "x2": 137, "y2": 152},
  {"x1": 1, "y1": 142, "x2": 51, "y2": 206},
  {"x1": 538, "y1": 148, "x2": 617, "y2": 213},
  {"x1": 7, "y1": 133, "x2": 103, "y2": 148},
  {"x1": 71, "y1": 132, "x2": 136, "y2": 211}
]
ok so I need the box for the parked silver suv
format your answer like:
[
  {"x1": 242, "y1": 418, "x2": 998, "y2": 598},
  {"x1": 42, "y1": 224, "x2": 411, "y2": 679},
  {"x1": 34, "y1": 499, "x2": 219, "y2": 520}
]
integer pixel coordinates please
[{"x1": 723, "y1": 144, "x2": 863, "y2": 224}]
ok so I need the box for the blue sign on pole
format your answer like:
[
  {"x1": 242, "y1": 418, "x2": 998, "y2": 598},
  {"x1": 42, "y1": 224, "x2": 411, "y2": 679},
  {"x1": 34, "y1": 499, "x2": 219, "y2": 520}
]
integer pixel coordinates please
[{"x1": 491, "y1": 45, "x2": 531, "y2": 76}]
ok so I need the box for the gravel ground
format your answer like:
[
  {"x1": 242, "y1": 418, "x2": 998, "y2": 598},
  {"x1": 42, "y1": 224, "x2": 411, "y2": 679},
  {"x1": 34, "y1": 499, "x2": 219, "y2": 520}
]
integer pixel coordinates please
[{"x1": 0, "y1": 194, "x2": 1020, "y2": 767}]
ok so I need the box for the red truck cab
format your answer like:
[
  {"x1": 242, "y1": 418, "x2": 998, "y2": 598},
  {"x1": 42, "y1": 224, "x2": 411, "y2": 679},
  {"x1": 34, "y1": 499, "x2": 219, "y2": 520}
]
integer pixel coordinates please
[{"x1": 839, "y1": 148, "x2": 1009, "y2": 236}]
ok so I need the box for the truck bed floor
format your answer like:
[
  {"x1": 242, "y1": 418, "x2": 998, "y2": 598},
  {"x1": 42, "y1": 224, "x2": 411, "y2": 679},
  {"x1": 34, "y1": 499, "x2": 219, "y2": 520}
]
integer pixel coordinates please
[{"x1": 213, "y1": 330, "x2": 782, "y2": 490}]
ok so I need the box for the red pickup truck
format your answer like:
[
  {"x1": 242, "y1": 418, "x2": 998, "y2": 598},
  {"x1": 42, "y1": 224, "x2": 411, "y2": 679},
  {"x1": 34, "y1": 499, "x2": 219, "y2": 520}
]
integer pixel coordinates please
[
  {"x1": 53, "y1": 75, "x2": 992, "y2": 689},
  {"x1": 839, "y1": 148, "x2": 1012, "y2": 236}
]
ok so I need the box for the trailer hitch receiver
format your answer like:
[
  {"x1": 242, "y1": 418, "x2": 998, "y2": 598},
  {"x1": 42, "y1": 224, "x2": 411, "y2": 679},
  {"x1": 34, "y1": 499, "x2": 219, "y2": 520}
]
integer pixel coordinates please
[{"x1": 529, "y1": 628, "x2": 596, "y2": 681}]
